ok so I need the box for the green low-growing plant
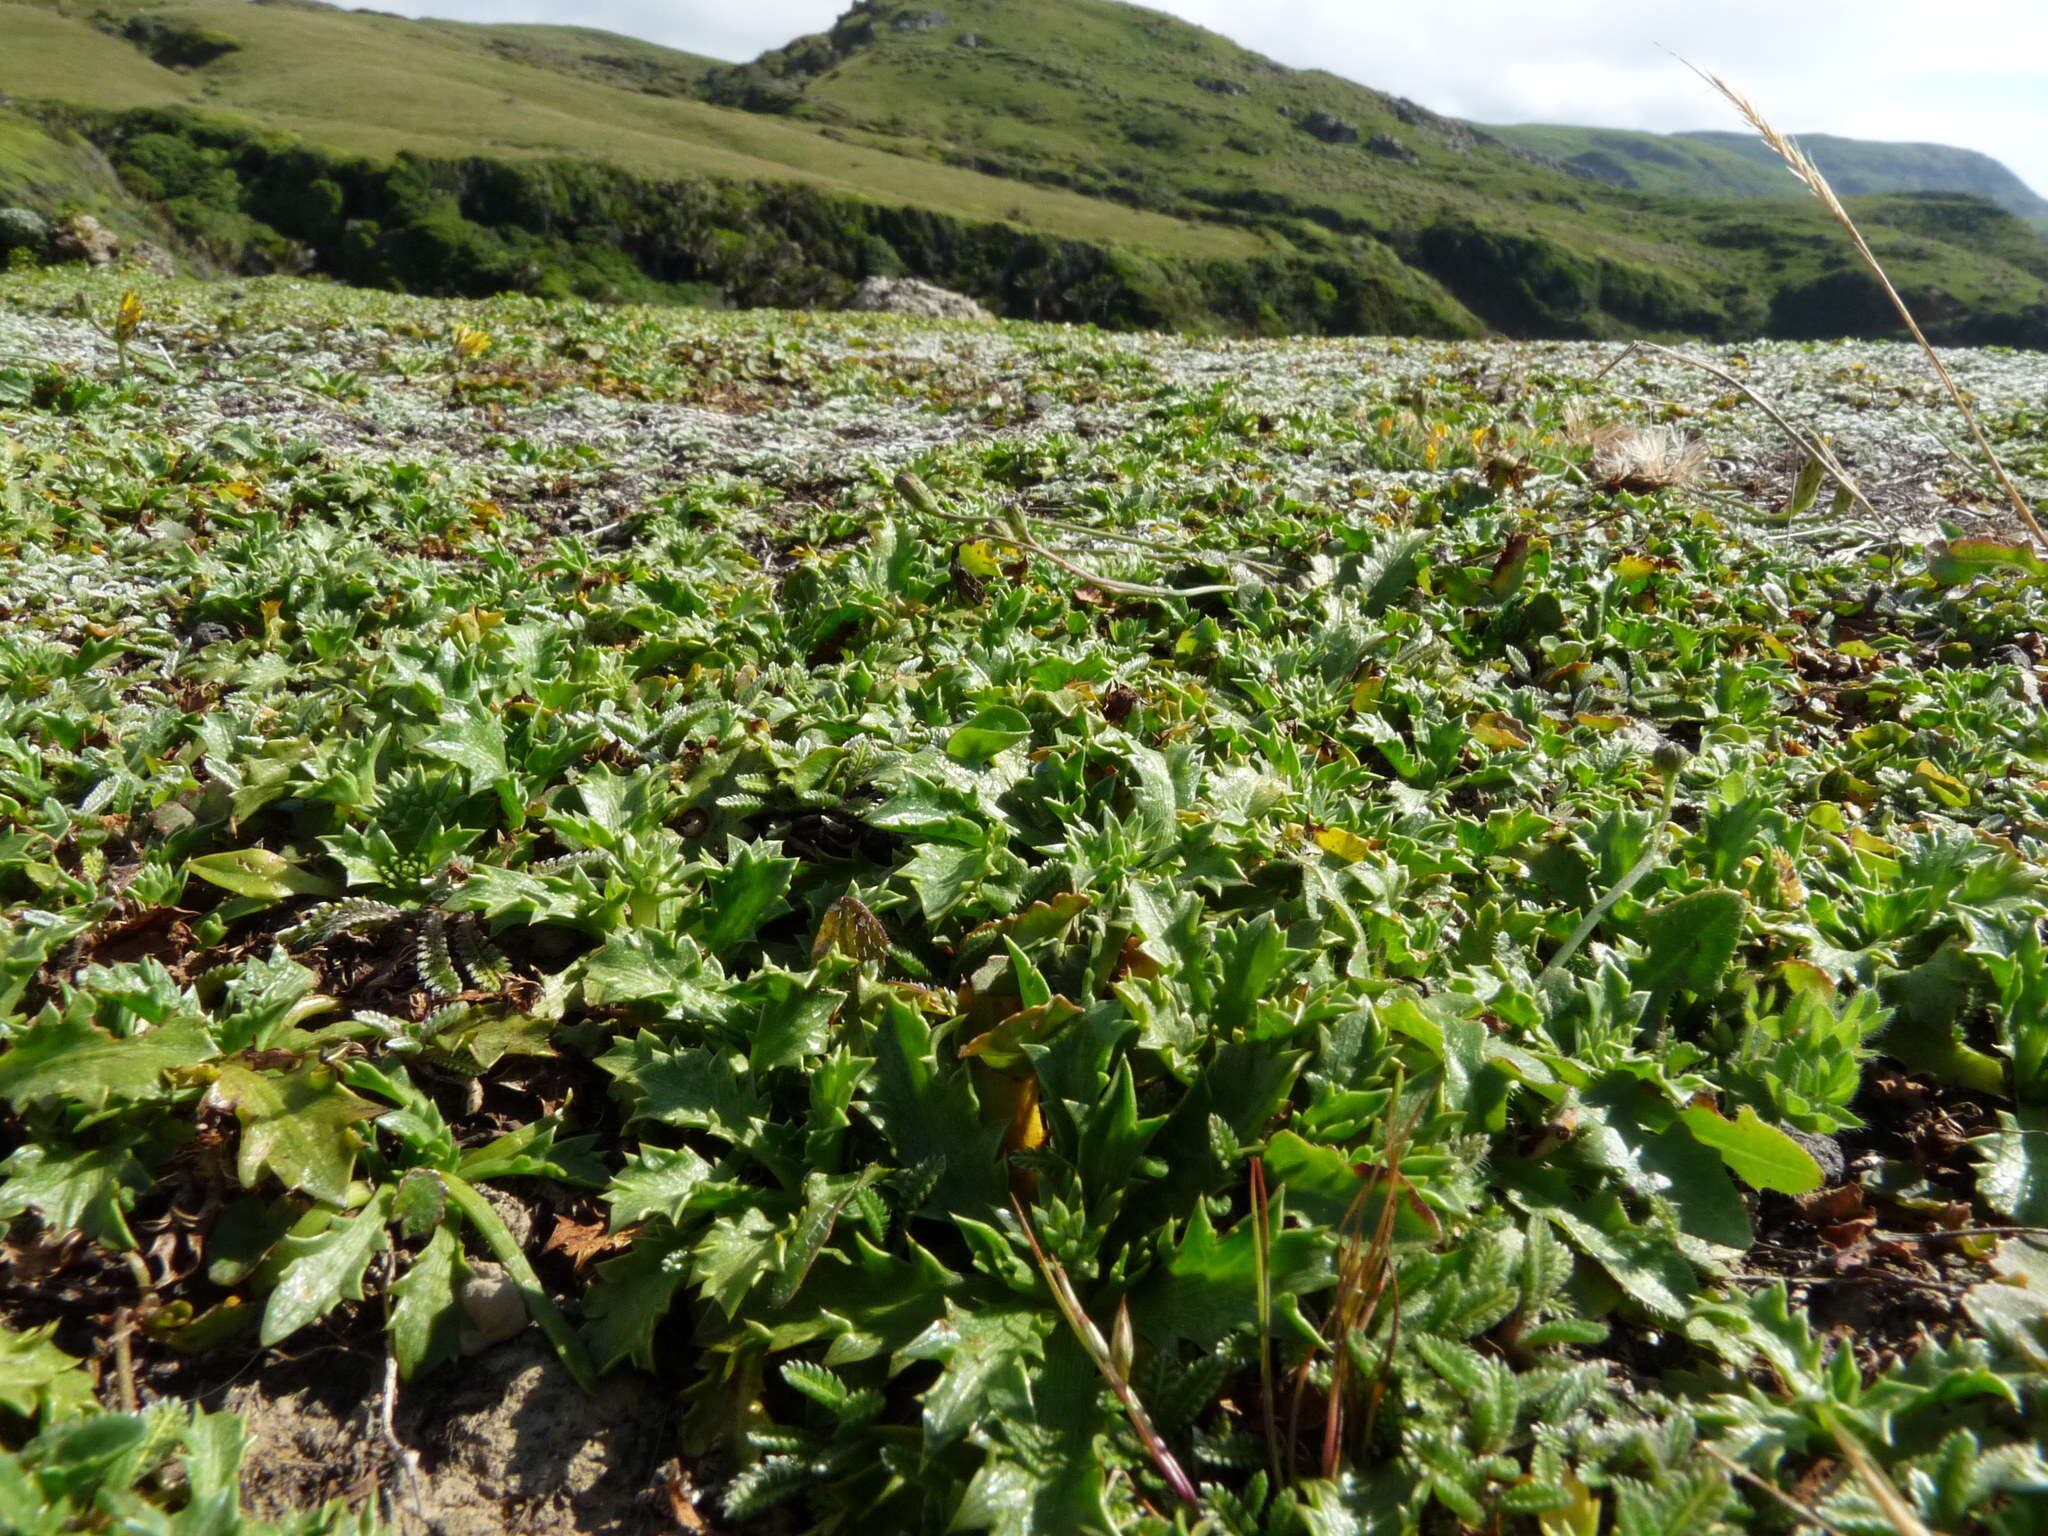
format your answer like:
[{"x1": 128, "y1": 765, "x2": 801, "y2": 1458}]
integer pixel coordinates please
[{"x1": 1, "y1": 267, "x2": 2045, "y2": 1533}]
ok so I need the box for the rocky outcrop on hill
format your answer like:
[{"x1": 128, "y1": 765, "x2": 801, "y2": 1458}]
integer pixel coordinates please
[
  {"x1": 1299, "y1": 111, "x2": 1360, "y2": 145},
  {"x1": 50, "y1": 214, "x2": 121, "y2": 265},
  {"x1": 848, "y1": 276, "x2": 993, "y2": 320},
  {"x1": 0, "y1": 207, "x2": 51, "y2": 256}
]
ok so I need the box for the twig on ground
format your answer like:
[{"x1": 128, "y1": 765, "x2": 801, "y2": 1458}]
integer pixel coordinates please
[
  {"x1": 379, "y1": 1341, "x2": 431, "y2": 1533},
  {"x1": 1704, "y1": 1446, "x2": 1860, "y2": 1536},
  {"x1": 1824, "y1": 1411, "x2": 1941, "y2": 1536}
]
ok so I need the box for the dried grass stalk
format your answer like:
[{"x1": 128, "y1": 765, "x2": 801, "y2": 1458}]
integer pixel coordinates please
[{"x1": 1691, "y1": 63, "x2": 2047, "y2": 555}]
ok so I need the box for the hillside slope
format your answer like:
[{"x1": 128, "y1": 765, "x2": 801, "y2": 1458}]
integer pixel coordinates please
[
  {"x1": 0, "y1": 0, "x2": 1253, "y2": 255},
  {"x1": 1489, "y1": 124, "x2": 2048, "y2": 222},
  {"x1": 1684, "y1": 131, "x2": 2048, "y2": 220},
  {"x1": 0, "y1": 0, "x2": 2044, "y2": 345},
  {"x1": 704, "y1": 0, "x2": 2048, "y2": 341}
]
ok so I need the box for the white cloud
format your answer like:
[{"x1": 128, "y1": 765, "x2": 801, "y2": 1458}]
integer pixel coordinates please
[{"x1": 338, "y1": 0, "x2": 2048, "y2": 196}]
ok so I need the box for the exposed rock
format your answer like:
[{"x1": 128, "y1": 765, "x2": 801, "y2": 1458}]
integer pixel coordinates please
[
  {"x1": 1299, "y1": 111, "x2": 1359, "y2": 146},
  {"x1": 848, "y1": 275, "x2": 993, "y2": 321},
  {"x1": 125, "y1": 240, "x2": 176, "y2": 276},
  {"x1": 1196, "y1": 76, "x2": 1249, "y2": 96},
  {"x1": 457, "y1": 1262, "x2": 530, "y2": 1353},
  {"x1": 50, "y1": 213, "x2": 120, "y2": 265},
  {"x1": 1367, "y1": 132, "x2": 1417, "y2": 163},
  {"x1": 0, "y1": 206, "x2": 50, "y2": 255},
  {"x1": 956, "y1": 31, "x2": 984, "y2": 47},
  {"x1": 891, "y1": 7, "x2": 946, "y2": 32},
  {"x1": 1785, "y1": 1128, "x2": 1846, "y2": 1185},
  {"x1": 1385, "y1": 95, "x2": 1431, "y2": 129},
  {"x1": 1380, "y1": 93, "x2": 1493, "y2": 156}
]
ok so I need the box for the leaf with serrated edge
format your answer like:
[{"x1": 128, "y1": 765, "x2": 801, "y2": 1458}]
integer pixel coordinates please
[
  {"x1": 390, "y1": 1226, "x2": 463, "y2": 1379},
  {"x1": 207, "y1": 1060, "x2": 378, "y2": 1206},
  {"x1": 260, "y1": 1187, "x2": 393, "y2": 1345}
]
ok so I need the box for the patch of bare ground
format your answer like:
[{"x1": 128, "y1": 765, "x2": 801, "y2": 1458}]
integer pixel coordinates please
[{"x1": 227, "y1": 1337, "x2": 677, "y2": 1536}]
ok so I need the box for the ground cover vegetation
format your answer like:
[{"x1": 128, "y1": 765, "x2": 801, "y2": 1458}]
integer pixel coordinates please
[
  {"x1": 3, "y1": 260, "x2": 2048, "y2": 1532},
  {"x1": 4, "y1": 0, "x2": 2048, "y2": 342}
]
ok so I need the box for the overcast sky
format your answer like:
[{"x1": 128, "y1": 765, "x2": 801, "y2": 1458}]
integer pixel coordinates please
[{"x1": 342, "y1": 0, "x2": 2048, "y2": 197}]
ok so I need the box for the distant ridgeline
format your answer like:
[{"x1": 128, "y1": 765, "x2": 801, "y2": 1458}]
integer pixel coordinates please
[{"x1": 15, "y1": 105, "x2": 2048, "y2": 347}]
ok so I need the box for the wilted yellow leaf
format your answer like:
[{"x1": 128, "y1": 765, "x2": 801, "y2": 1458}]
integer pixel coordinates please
[
  {"x1": 1311, "y1": 825, "x2": 1374, "y2": 863},
  {"x1": 1470, "y1": 711, "x2": 1531, "y2": 750},
  {"x1": 956, "y1": 539, "x2": 1003, "y2": 578}
]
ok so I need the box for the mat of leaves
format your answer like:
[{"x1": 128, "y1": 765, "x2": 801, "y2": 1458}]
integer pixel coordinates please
[{"x1": 3, "y1": 269, "x2": 2048, "y2": 1536}]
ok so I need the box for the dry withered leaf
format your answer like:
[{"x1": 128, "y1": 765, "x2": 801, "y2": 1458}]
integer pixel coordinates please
[{"x1": 543, "y1": 1214, "x2": 634, "y2": 1272}]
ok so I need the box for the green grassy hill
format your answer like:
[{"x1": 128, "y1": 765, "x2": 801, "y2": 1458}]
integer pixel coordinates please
[
  {"x1": 1683, "y1": 131, "x2": 2048, "y2": 220},
  {"x1": 695, "y1": 0, "x2": 2048, "y2": 342},
  {"x1": 1484, "y1": 125, "x2": 1799, "y2": 200},
  {"x1": 0, "y1": 0, "x2": 2045, "y2": 345},
  {"x1": 1489, "y1": 125, "x2": 2048, "y2": 223}
]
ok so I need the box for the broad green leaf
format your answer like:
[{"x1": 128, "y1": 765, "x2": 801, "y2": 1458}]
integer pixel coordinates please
[
  {"x1": 1260, "y1": 1129, "x2": 1443, "y2": 1245},
  {"x1": 1926, "y1": 537, "x2": 2046, "y2": 584},
  {"x1": 605, "y1": 1144, "x2": 714, "y2": 1230},
  {"x1": 457, "y1": 1115, "x2": 606, "y2": 1185},
  {"x1": 390, "y1": 1226, "x2": 463, "y2": 1380},
  {"x1": 186, "y1": 848, "x2": 340, "y2": 901},
  {"x1": 1976, "y1": 1106, "x2": 2048, "y2": 1224},
  {"x1": 1129, "y1": 1200, "x2": 1332, "y2": 1349},
  {"x1": 950, "y1": 1331, "x2": 1115, "y2": 1536},
  {"x1": 0, "y1": 1322, "x2": 97, "y2": 1425},
  {"x1": 1636, "y1": 888, "x2": 1745, "y2": 1000},
  {"x1": 260, "y1": 1187, "x2": 393, "y2": 1345},
  {"x1": 599, "y1": 1032, "x2": 765, "y2": 1147},
  {"x1": 0, "y1": 1008, "x2": 213, "y2": 1112},
  {"x1": 0, "y1": 910, "x2": 95, "y2": 1021},
  {"x1": 946, "y1": 706, "x2": 1031, "y2": 763},
  {"x1": 1500, "y1": 1171, "x2": 1696, "y2": 1321},
  {"x1": 393, "y1": 1168, "x2": 447, "y2": 1239},
  {"x1": 691, "y1": 1204, "x2": 783, "y2": 1317},
  {"x1": 694, "y1": 838, "x2": 797, "y2": 957},
  {"x1": 897, "y1": 1303, "x2": 1048, "y2": 1447},
  {"x1": 902, "y1": 840, "x2": 990, "y2": 923},
  {"x1": 771, "y1": 1166, "x2": 883, "y2": 1306},
  {"x1": 178, "y1": 1409, "x2": 250, "y2": 1516},
  {"x1": 859, "y1": 997, "x2": 1004, "y2": 1218},
  {"x1": 206, "y1": 1060, "x2": 377, "y2": 1206},
  {"x1": 0, "y1": 1142, "x2": 152, "y2": 1249},
  {"x1": 417, "y1": 701, "x2": 509, "y2": 794},
  {"x1": 214, "y1": 951, "x2": 332, "y2": 1054},
  {"x1": 1581, "y1": 1077, "x2": 1752, "y2": 1247},
  {"x1": 583, "y1": 1239, "x2": 689, "y2": 1370},
  {"x1": 1962, "y1": 1236, "x2": 2048, "y2": 1361},
  {"x1": 1677, "y1": 1103, "x2": 1824, "y2": 1194},
  {"x1": 1211, "y1": 913, "x2": 1291, "y2": 1031},
  {"x1": 582, "y1": 930, "x2": 732, "y2": 1014},
  {"x1": 1355, "y1": 528, "x2": 1429, "y2": 617}
]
